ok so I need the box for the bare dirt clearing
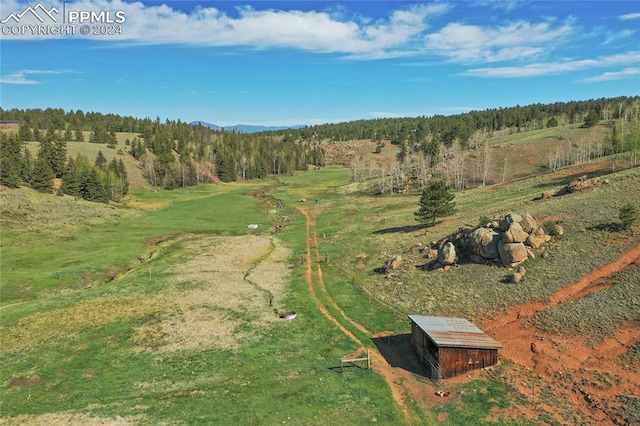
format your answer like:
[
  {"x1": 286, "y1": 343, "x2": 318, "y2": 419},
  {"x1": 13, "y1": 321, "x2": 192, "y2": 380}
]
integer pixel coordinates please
[
  {"x1": 134, "y1": 235, "x2": 291, "y2": 352},
  {"x1": 0, "y1": 413, "x2": 144, "y2": 426},
  {"x1": 483, "y1": 241, "x2": 640, "y2": 425}
]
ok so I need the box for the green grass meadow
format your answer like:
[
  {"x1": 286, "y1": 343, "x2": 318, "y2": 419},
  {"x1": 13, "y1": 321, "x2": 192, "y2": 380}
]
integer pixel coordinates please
[
  {"x1": 2, "y1": 151, "x2": 638, "y2": 424},
  {"x1": 1, "y1": 175, "x2": 412, "y2": 425}
]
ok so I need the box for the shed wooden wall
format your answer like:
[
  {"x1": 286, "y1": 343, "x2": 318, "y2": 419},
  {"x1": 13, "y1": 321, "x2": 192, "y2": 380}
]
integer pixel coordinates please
[
  {"x1": 411, "y1": 322, "x2": 441, "y2": 380},
  {"x1": 410, "y1": 323, "x2": 499, "y2": 380},
  {"x1": 438, "y1": 347, "x2": 498, "y2": 378}
]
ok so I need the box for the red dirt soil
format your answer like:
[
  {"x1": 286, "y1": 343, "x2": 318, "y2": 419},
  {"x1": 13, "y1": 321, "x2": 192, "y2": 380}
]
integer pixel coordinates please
[
  {"x1": 298, "y1": 202, "x2": 639, "y2": 425},
  {"x1": 483, "y1": 241, "x2": 640, "y2": 425},
  {"x1": 297, "y1": 205, "x2": 438, "y2": 423}
]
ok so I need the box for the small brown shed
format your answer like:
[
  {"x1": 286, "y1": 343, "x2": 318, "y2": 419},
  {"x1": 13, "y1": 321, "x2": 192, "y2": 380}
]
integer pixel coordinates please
[{"x1": 409, "y1": 315, "x2": 502, "y2": 380}]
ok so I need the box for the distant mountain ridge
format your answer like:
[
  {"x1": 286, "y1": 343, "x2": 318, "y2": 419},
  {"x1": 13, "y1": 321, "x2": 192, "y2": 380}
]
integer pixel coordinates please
[{"x1": 190, "y1": 121, "x2": 305, "y2": 133}]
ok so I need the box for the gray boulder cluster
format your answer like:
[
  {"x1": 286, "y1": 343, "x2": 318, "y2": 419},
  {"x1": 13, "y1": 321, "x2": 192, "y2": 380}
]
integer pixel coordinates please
[{"x1": 428, "y1": 212, "x2": 560, "y2": 271}]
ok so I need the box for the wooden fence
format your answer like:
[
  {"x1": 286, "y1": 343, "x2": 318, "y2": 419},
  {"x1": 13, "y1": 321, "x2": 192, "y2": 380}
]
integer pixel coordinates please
[{"x1": 340, "y1": 349, "x2": 371, "y2": 372}]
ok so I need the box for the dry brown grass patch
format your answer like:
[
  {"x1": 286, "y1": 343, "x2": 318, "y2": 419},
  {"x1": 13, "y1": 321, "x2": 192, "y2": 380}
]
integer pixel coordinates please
[
  {"x1": 2, "y1": 235, "x2": 291, "y2": 355},
  {"x1": 134, "y1": 235, "x2": 291, "y2": 352},
  {"x1": 0, "y1": 413, "x2": 144, "y2": 426},
  {"x1": 1, "y1": 297, "x2": 160, "y2": 352}
]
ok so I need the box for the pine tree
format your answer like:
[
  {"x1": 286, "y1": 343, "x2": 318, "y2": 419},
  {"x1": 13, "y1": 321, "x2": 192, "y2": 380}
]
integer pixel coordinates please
[
  {"x1": 0, "y1": 133, "x2": 23, "y2": 187},
  {"x1": 21, "y1": 147, "x2": 33, "y2": 183},
  {"x1": 584, "y1": 110, "x2": 600, "y2": 127},
  {"x1": 415, "y1": 180, "x2": 457, "y2": 226},
  {"x1": 62, "y1": 157, "x2": 80, "y2": 196},
  {"x1": 18, "y1": 123, "x2": 32, "y2": 142},
  {"x1": 80, "y1": 168, "x2": 106, "y2": 202},
  {"x1": 117, "y1": 158, "x2": 129, "y2": 195},
  {"x1": 74, "y1": 128, "x2": 85, "y2": 142},
  {"x1": 52, "y1": 140, "x2": 67, "y2": 177},
  {"x1": 31, "y1": 157, "x2": 54, "y2": 193},
  {"x1": 95, "y1": 150, "x2": 107, "y2": 169},
  {"x1": 0, "y1": 156, "x2": 20, "y2": 187},
  {"x1": 32, "y1": 127, "x2": 42, "y2": 142}
]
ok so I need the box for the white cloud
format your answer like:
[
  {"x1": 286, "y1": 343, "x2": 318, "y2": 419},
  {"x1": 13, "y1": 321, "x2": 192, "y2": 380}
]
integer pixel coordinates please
[
  {"x1": 0, "y1": 69, "x2": 72, "y2": 84},
  {"x1": 604, "y1": 29, "x2": 636, "y2": 45},
  {"x1": 474, "y1": 0, "x2": 524, "y2": 12},
  {"x1": 424, "y1": 20, "x2": 573, "y2": 63},
  {"x1": 463, "y1": 51, "x2": 640, "y2": 78},
  {"x1": 582, "y1": 67, "x2": 640, "y2": 83},
  {"x1": 0, "y1": 1, "x2": 449, "y2": 58},
  {"x1": 619, "y1": 13, "x2": 640, "y2": 21}
]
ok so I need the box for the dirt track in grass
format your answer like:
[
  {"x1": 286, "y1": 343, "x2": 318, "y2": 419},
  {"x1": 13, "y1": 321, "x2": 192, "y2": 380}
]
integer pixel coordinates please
[
  {"x1": 297, "y1": 205, "x2": 437, "y2": 424},
  {"x1": 482, "y1": 240, "x2": 640, "y2": 425},
  {"x1": 298, "y1": 201, "x2": 639, "y2": 425}
]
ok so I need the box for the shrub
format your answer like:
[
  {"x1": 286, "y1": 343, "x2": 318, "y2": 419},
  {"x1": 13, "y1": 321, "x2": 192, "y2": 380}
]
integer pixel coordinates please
[{"x1": 619, "y1": 203, "x2": 637, "y2": 230}]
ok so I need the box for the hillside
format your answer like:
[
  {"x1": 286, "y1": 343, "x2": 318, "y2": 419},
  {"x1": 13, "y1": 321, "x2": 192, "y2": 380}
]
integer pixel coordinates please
[{"x1": 1, "y1": 100, "x2": 639, "y2": 425}]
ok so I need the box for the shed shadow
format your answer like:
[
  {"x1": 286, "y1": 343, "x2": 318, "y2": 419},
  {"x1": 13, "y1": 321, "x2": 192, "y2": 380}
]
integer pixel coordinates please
[{"x1": 372, "y1": 334, "x2": 429, "y2": 378}]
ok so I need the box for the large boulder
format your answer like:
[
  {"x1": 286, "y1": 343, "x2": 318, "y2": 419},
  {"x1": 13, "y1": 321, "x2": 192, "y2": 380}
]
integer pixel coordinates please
[
  {"x1": 526, "y1": 227, "x2": 549, "y2": 249},
  {"x1": 438, "y1": 242, "x2": 457, "y2": 265},
  {"x1": 498, "y1": 241, "x2": 529, "y2": 267},
  {"x1": 385, "y1": 255, "x2": 403, "y2": 272},
  {"x1": 471, "y1": 227, "x2": 500, "y2": 259},
  {"x1": 504, "y1": 222, "x2": 529, "y2": 243},
  {"x1": 557, "y1": 175, "x2": 601, "y2": 195},
  {"x1": 520, "y1": 213, "x2": 538, "y2": 233},
  {"x1": 499, "y1": 213, "x2": 523, "y2": 232}
]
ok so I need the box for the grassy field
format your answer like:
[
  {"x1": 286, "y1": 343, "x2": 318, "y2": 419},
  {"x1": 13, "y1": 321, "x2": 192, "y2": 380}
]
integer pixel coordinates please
[
  {"x1": 1, "y1": 179, "x2": 413, "y2": 425},
  {"x1": 1, "y1": 126, "x2": 639, "y2": 424}
]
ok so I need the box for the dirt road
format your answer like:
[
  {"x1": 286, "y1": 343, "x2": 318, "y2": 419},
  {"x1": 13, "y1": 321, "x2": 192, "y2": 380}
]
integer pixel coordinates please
[
  {"x1": 297, "y1": 205, "x2": 438, "y2": 424},
  {"x1": 299, "y1": 201, "x2": 639, "y2": 425},
  {"x1": 483, "y1": 242, "x2": 640, "y2": 425}
]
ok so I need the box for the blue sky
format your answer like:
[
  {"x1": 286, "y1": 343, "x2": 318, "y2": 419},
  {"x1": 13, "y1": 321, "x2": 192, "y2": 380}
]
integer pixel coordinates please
[{"x1": 1, "y1": 0, "x2": 639, "y2": 126}]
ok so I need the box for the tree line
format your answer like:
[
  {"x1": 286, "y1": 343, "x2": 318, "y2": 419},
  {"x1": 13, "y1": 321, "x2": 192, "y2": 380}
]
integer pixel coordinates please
[
  {"x1": 0, "y1": 131, "x2": 128, "y2": 202},
  {"x1": 0, "y1": 108, "x2": 325, "y2": 194},
  {"x1": 337, "y1": 97, "x2": 639, "y2": 195},
  {"x1": 272, "y1": 96, "x2": 640, "y2": 144}
]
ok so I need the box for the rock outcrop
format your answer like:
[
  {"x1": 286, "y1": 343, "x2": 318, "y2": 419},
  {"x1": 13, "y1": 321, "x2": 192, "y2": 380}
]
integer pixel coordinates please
[
  {"x1": 556, "y1": 175, "x2": 601, "y2": 196},
  {"x1": 438, "y1": 242, "x2": 457, "y2": 265},
  {"x1": 385, "y1": 255, "x2": 403, "y2": 272},
  {"x1": 426, "y1": 212, "x2": 557, "y2": 271}
]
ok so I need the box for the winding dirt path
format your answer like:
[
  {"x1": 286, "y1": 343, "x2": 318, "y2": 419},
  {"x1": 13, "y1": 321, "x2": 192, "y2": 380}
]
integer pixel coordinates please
[
  {"x1": 297, "y1": 202, "x2": 639, "y2": 425},
  {"x1": 297, "y1": 205, "x2": 434, "y2": 424},
  {"x1": 487, "y1": 243, "x2": 640, "y2": 329},
  {"x1": 482, "y1": 240, "x2": 640, "y2": 425}
]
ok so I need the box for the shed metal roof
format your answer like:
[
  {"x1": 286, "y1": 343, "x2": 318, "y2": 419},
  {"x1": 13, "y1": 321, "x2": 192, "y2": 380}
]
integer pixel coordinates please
[{"x1": 409, "y1": 315, "x2": 503, "y2": 350}]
